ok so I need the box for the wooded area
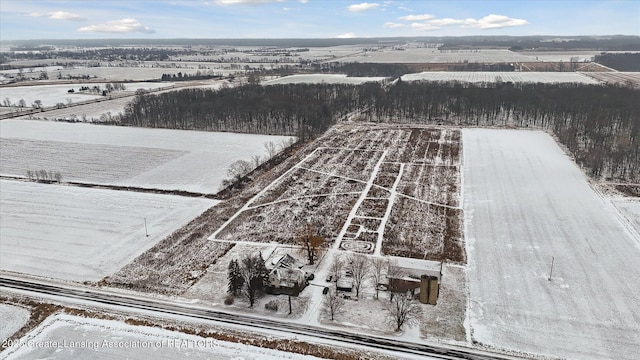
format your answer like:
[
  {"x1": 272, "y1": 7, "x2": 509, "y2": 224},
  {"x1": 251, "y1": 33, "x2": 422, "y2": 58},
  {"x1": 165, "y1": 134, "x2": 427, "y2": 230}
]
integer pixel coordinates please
[
  {"x1": 120, "y1": 81, "x2": 639, "y2": 182},
  {"x1": 593, "y1": 53, "x2": 640, "y2": 71}
]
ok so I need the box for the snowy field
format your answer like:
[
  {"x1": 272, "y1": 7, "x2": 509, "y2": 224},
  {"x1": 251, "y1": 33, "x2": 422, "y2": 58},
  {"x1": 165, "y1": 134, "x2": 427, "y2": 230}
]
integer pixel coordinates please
[
  {"x1": 0, "y1": 82, "x2": 173, "y2": 107},
  {"x1": 0, "y1": 180, "x2": 217, "y2": 281},
  {"x1": 262, "y1": 74, "x2": 387, "y2": 85},
  {"x1": 1, "y1": 314, "x2": 321, "y2": 360},
  {"x1": 0, "y1": 120, "x2": 295, "y2": 193},
  {"x1": 0, "y1": 304, "x2": 30, "y2": 342},
  {"x1": 612, "y1": 199, "x2": 640, "y2": 235},
  {"x1": 401, "y1": 71, "x2": 601, "y2": 84},
  {"x1": 338, "y1": 48, "x2": 535, "y2": 63},
  {"x1": 463, "y1": 129, "x2": 640, "y2": 360}
]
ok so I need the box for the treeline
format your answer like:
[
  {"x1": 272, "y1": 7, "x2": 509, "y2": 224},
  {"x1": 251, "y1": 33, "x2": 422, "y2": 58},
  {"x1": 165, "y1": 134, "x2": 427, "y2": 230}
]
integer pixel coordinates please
[
  {"x1": 160, "y1": 72, "x2": 223, "y2": 81},
  {"x1": 593, "y1": 53, "x2": 640, "y2": 71},
  {"x1": 120, "y1": 81, "x2": 639, "y2": 182},
  {"x1": 121, "y1": 84, "x2": 360, "y2": 139}
]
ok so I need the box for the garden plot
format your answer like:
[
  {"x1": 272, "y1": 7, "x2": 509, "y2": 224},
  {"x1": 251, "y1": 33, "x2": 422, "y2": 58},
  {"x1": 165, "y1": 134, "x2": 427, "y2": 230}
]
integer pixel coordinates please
[
  {"x1": 463, "y1": 128, "x2": 640, "y2": 360},
  {"x1": 212, "y1": 124, "x2": 464, "y2": 262},
  {"x1": 0, "y1": 180, "x2": 217, "y2": 282},
  {"x1": 401, "y1": 71, "x2": 600, "y2": 84},
  {"x1": 1, "y1": 314, "x2": 321, "y2": 360},
  {"x1": 0, "y1": 304, "x2": 30, "y2": 343},
  {"x1": 0, "y1": 120, "x2": 295, "y2": 194}
]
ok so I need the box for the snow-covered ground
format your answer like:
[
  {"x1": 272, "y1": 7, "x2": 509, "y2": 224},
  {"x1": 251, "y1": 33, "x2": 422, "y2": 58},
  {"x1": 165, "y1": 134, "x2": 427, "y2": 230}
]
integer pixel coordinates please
[
  {"x1": 612, "y1": 199, "x2": 640, "y2": 235},
  {"x1": 1, "y1": 314, "x2": 321, "y2": 360},
  {"x1": 262, "y1": 74, "x2": 387, "y2": 85},
  {"x1": 401, "y1": 71, "x2": 601, "y2": 84},
  {"x1": 0, "y1": 82, "x2": 173, "y2": 108},
  {"x1": 0, "y1": 120, "x2": 295, "y2": 193},
  {"x1": 0, "y1": 180, "x2": 217, "y2": 282},
  {"x1": 0, "y1": 304, "x2": 30, "y2": 342},
  {"x1": 462, "y1": 128, "x2": 640, "y2": 360}
]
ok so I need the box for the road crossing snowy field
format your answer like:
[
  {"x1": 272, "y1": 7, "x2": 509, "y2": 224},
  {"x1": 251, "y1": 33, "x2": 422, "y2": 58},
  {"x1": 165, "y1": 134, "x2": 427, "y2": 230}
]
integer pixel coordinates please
[{"x1": 462, "y1": 129, "x2": 640, "y2": 360}]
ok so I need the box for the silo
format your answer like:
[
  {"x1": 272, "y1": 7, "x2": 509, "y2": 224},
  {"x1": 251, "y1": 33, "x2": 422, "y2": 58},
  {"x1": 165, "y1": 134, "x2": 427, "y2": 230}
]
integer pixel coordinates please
[
  {"x1": 428, "y1": 276, "x2": 439, "y2": 305},
  {"x1": 419, "y1": 275, "x2": 429, "y2": 304}
]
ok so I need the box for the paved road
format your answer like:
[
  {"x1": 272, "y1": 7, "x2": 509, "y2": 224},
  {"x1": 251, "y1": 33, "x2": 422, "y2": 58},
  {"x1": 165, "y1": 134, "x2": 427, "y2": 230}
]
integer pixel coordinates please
[{"x1": 0, "y1": 276, "x2": 526, "y2": 360}]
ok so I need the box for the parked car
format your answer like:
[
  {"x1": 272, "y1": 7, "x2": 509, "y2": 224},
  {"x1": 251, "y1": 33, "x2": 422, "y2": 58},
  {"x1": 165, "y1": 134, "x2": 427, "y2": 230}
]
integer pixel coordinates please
[
  {"x1": 307, "y1": 273, "x2": 315, "y2": 281},
  {"x1": 323, "y1": 286, "x2": 329, "y2": 294},
  {"x1": 325, "y1": 274, "x2": 332, "y2": 282}
]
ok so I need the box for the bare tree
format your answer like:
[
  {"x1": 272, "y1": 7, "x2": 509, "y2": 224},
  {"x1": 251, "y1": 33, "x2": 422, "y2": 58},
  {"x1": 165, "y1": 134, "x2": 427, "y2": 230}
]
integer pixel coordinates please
[
  {"x1": 385, "y1": 292, "x2": 421, "y2": 332},
  {"x1": 296, "y1": 224, "x2": 325, "y2": 265},
  {"x1": 227, "y1": 160, "x2": 252, "y2": 182},
  {"x1": 346, "y1": 253, "x2": 370, "y2": 298},
  {"x1": 322, "y1": 288, "x2": 346, "y2": 321},
  {"x1": 264, "y1": 141, "x2": 277, "y2": 159},
  {"x1": 18, "y1": 99, "x2": 26, "y2": 108},
  {"x1": 26, "y1": 170, "x2": 33, "y2": 181},
  {"x1": 54, "y1": 172, "x2": 62, "y2": 183},
  {"x1": 251, "y1": 154, "x2": 262, "y2": 168},
  {"x1": 32, "y1": 99, "x2": 42, "y2": 109},
  {"x1": 3, "y1": 98, "x2": 11, "y2": 107},
  {"x1": 370, "y1": 257, "x2": 388, "y2": 299},
  {"x1": 239, "y1": 253, "x2": 268, "y2": 307}
]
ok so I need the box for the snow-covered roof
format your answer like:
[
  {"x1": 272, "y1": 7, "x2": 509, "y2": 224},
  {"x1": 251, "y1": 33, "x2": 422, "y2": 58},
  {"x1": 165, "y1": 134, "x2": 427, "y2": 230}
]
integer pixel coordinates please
[{"x1": 388, "y1": 256, "x2": 442, "y2": 280}]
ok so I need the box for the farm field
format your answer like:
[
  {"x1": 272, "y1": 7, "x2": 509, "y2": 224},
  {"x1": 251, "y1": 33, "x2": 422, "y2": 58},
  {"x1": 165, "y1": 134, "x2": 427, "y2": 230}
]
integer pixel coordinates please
[
  {"x1": 0, "y1": 180, "x2": 217, "y2": 282},
  {"x1": 612, "y1": 199, "x2": 640, "y2": 235},
  {"x1": 262, "y1": 74, "x2": 387, "y2": 85},
  {"x1": 212, "y1": 124, "x2": 464, "y2": 263},
  {"x1": 581, "y1": 72, "x2": 640, "y2": 87},
  {"x1": 462, "y1": 128, "x2": 640, "y2": 360},
  {"x1": 0, "y1": 304, "x2": 30, "y2": 342},
  {"x1": 1, "y1": 314, "x2": 322, "y2": 360},
  {"x1": 338, "y1": 48, "x2": 535, "y2": 63},
  {"x1": 401, "y1": 71, "x2": 601, "y2": 84},
  {"x1": 0, "y1": 120, "x2": 295, "y2": 193},
  {"x1": 0, "y1": 82, "x2": 174, "y2": 107}
]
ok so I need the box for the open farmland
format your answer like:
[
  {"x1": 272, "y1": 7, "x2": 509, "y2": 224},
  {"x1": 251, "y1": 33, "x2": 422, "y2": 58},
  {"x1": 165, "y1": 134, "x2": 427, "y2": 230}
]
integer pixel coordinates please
[
  {"x1": 212, "y1": 124, "x2": 464, "y2": 262},
  {"x1": 463, "y1": 129, "x2": 640, "y2": 360},
  {"x1": 262, "y1": 74, "x2": 386, "y2": 85},
  {"x1": 0, "y1": 304, "x2": 30, "y2": 342},
  {"x1": 401, "y1": 71, "x2": 601, "y2": 84},
  {"x1": 1, "y1": 314, "x2": 322, "y2": 360},
  {"x1": 0, "y1": 82, "x2": 174, "y2": 108},
  {"x1": 0, "y1": 180, "x2": 217, "y2": 282},
  {"x1": 337, "y1": 48, "x2": 536, "y2": 64},
  {"x1": 581, "y1": 71, "x2": 640, "y2": 87},
  {"x1": 0, "y1": 120, "x2": 295, "y2": 194}
]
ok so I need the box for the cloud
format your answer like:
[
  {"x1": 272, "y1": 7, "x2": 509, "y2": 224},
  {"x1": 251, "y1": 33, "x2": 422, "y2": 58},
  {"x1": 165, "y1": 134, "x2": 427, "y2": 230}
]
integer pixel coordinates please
[
  {"x1": 410, "y1": 23, "x2": 440, "y2": 31},
  {"x1": 348, "y1": 3, "x2": 379, "y2": 12},
  {"x1": 395, "y1": 13, "x2": 529, "y2": 31},
  {"x1": 215, "y1": 0, "x2": 284, "y2": 4},
  {"x1": 398, "y1": 14, "x2": 434, "y2": 21},
  {"x1": 383, "y1": 22, "x2": 405, "y2": 29},
  {"x1": 27, "y1": 11, "x2": 85, "y2": 21},
  {"x1": 77, "y1": 18, "x2": 155, "y2": 34},
  {"x1": 336, "y1": 32, "x2": 357, "y2": 38},
  {"x1": 465, "y1": 14, "x2": 529, "y2": 29}
]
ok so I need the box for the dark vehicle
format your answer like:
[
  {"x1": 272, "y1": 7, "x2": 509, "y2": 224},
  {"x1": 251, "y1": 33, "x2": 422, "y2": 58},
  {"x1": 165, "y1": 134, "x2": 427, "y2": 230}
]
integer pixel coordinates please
[
  {"x1": 323, "y1": 286, "x2": 329, "y2": 294},
  {"x1": 325, "y1": 275, "x2": 332, "y2": 282}
]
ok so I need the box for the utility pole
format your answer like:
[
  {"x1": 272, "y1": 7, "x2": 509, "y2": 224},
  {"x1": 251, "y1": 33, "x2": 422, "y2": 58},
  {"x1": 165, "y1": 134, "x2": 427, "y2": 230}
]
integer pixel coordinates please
[
  {"x1": 144, "y1": 218, "x2": 149, "y2": 237},
  {"x1": 548, "y1": 256, "x2": 554, "y2": 281}
]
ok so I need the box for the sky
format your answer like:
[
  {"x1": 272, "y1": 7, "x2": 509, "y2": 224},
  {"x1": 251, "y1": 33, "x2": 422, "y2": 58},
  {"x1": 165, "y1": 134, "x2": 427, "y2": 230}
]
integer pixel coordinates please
[{"x1": 0, "y1": 0, "x2": 638, "y2": 40}]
